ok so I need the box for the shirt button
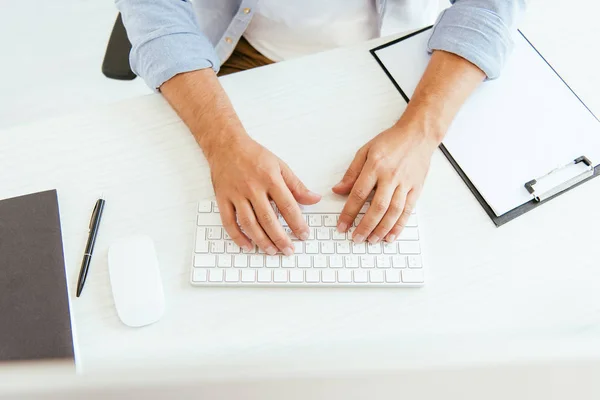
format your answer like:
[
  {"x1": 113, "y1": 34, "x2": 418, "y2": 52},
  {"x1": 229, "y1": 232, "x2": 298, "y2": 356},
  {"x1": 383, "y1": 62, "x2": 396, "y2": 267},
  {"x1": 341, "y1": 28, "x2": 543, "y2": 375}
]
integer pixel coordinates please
[
  {"x1": 225, "y1": 37, "x2": 232, "y2": 44},
  {"x1": 243, "y1": 8, "x2": 251, "y2": 14}
]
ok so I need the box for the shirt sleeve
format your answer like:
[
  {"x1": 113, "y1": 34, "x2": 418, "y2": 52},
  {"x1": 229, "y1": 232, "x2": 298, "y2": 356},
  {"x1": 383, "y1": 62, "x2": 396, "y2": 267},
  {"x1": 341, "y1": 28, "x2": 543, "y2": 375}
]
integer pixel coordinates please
[
  {"x1": 116, "y1": 0, "x2": 220, "y2": 91},
  {"x1": 428, "y1": 0, "x2": 526, "y2": 79}
]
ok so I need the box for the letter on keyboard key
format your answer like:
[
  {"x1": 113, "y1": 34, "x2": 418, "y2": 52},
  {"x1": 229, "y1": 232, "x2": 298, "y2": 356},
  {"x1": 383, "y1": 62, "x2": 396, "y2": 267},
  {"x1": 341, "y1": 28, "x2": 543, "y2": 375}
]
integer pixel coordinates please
[
  {"x1": 316, "y1": 227, "x2": 330, "y2": 240},
  {"x1": 383, "y1": 242, "x2": 397, "y2": 254},
  {"x1": 209, "y1": 269, "x2": 223, "y2": 282},
  {"x1": 329, "y1": 256, "x2": 343, "y2": 268},
  {"x1": 281, "y1": 256, "x2": 295, "y2": 268},
  {"x1": 194, "y1": 255, "x2": 216, "y2": 268},
  {"x1": 353, "y1": 269, "x2": 368, "y2": 283},
  {"x1": 408, "y1": 255, "x2": 422, "y2": 268},
  {"x1": 370, "y1": 270, "x2": 384, "y2": 283},
  {"x1": 257, "y1": 269, "x2": 272, "y2": 283},
  {"x1": 241, "y1": 269, "x2": 256, "y2": 282},
  {"x1": 344, "y1": 255, "x2": 359, "y2": 268},
  {"x1": 293, "y1": 242, "x2": 303, "y2": 254},
  {"x1": 308, "y1": 215, "x2": 322, "y2": 226},
  {"x1": 266, "y1": 255, "x2": 280, "y2": 268},
  {"x1": 385, "y1": 270, "x2": 401, "y2": 283},
  {"x1": 314, "y1": 255, "x2": 327, "y2": 268},
  {"x1": 208, "y1": 227, "x2": 222, "y2": 240},
  {"x1": 323, "y1": 215, "x2": 337, "y2": 227},
  {"x1": 192, "y1": 269, "x2": 208, "y2": 282},
  {"x1": 352, "y1": 242, "x2": 366, "y2": 254},
  {"x1": 399, "y1": 242, "x2": 421, "y2": 254},
  {"x1": 322, "y1": 270, "x2": 336, "y2": 283},
  {"x1": 402, "y1": 269, "x2": 424, "y2": 283},
  {"x1": 337, "y1": 242, "x2": 350, "y2": 254},
  {"x1": 198, "y1": 201, "x2": 212, "y2": 213},
  {"x1": 305, "y1": 241, "x2": 319, "y2": 254},
  {"x1": 273, "y1": 269, "x2": 288, "y2": 283},
  {"x1": 250, "y1": 255, "x2": 264, "y2": 267},
  {"x1": 297, "y1": 255, "x2": 311, "y2": 268},
  {"x1": 332, "y1": 230, "x2": 346, "y2": 240},
  {"x1": 226, "y1": 241, "x2": 240, "y2": 254},
  {"x1": 225, "y1": 269, "x2": 239, "y2": 282},
  {"x1": 360, "y1": 255, "x2": 375, "y2": 268},
  {"x1": 399, "y1": 227, "x2": 419, "y2": 241},
  {"x1": 211, "y1": 241, "x2": 225, "y2": 253},
  {"x1": 367, "y1": 242, "x2": 382, "y2": 254},
  {"x1": 376, "y1": 256, "x2": 391, "y2": 268},
  {"x1": 218, "y1": 254, "x2": 232, "y2": 267},
  {"x1": 337, "y1": 269, "x2": 352, "y2": 283},
  {"x1": 321, "y1": 242, "x2": 335, "y2": 254},
  {"x1": 306, "y1": 270, "x2": 320, "y2": 283},
  {"x1": 195, "y1": 239, "x2": 209, "y2": 254},
  {"x1": 392, "y1": 255, "x2": 407, "y2": 268},
  {"x1": 234, "y1": 255, "x2": 248, "y2": 267},
  {"x1": 289, "y1": 270, "x2": 304, "y2": 283}
]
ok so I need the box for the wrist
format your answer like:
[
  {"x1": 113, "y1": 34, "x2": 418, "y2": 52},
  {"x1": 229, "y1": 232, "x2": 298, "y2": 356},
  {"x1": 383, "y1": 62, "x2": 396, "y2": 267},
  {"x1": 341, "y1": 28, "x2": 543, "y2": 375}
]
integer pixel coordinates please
[
  {"x1": 198, "y1": 123, "x2": 251, "y2": 166},
  {"x1": 394, "y1": 107, "x2": 446, "y2": 147}
]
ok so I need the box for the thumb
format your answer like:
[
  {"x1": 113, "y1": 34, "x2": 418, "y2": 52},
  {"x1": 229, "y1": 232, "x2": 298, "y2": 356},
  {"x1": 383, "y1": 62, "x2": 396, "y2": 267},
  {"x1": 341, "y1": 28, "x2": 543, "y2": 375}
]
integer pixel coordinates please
[
  {"x1": 280, "y1": 163, "x2": 321, "y2": 205},
  {"x1": 332, "y1": 150, "x2": 367, "y2": 195}
]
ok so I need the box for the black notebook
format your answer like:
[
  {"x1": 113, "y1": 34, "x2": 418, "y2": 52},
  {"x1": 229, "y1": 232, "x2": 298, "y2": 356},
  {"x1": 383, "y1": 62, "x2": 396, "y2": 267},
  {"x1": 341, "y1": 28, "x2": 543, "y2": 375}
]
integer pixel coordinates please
[{"x1": 0, "y1": 190, "x2": 75, "y2": 362}]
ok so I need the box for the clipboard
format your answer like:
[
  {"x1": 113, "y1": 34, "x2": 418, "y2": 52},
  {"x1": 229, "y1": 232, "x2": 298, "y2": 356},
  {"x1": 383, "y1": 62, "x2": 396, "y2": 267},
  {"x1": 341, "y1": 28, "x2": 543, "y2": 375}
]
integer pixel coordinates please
[{"x1": 370, "y1": 26, "x2": 600, "y2": 226}]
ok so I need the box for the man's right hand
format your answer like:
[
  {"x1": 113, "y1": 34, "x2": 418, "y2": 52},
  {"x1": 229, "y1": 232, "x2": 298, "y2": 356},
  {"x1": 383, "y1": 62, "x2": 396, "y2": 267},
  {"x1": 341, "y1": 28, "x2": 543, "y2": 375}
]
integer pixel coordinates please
[
  {"x1": 160, "y1": 68, "x2": 320, "y2": 256},
  {"x1": 208, "y1": 137, "x2": 321, "y2": 256}
]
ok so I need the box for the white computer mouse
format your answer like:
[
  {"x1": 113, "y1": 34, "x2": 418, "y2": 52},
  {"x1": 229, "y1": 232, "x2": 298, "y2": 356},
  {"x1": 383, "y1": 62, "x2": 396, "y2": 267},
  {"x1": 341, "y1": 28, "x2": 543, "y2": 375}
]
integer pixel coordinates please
[{"x1": 108, "y1": 235, "x2": 165, "y2": 327}]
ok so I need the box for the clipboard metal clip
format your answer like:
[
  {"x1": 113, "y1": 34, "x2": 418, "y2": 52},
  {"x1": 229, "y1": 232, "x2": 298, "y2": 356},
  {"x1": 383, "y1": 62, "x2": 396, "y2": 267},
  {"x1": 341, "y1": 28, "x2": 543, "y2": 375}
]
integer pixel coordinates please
[{"x1": 525, "y1": 156, "x2": 594, "y2": 202}]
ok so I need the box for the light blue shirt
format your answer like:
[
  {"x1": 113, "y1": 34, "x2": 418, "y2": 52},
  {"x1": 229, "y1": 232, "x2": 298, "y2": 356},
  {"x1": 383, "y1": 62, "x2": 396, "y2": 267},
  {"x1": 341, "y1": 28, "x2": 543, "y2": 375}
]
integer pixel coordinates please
[{"x1": 116, "y1": 0, "x2": 526, "y2": 90}]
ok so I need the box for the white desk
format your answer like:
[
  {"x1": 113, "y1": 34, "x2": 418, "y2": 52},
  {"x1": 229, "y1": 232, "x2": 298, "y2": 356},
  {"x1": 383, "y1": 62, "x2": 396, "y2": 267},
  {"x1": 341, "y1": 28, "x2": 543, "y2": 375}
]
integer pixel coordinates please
[{"x1": 1, "y1": 4, "x2": 600, "y2": 375}]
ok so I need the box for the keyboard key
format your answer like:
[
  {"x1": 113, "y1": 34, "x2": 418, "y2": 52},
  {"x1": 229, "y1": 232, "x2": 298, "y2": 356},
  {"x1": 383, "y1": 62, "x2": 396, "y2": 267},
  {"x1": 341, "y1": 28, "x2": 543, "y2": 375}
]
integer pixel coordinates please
[
  {"x1": 336, "y1": 242, "x2": 351, "y2": 254},
  {"x1": 293, "y1": 242, "x2": 303, "y2": 254},
  {"x1": 353, "y1": 214, "x2": 363, "y2": 227},
  {"x1": 353, "y1": 269, "x2": 368, "y2": 283},
  {"x1": 208, "y1": 269, "x2": 223, "y2": 282},
  {"x1": 241, "y1": 269, "x2": 256, "y2": 282},
  {"x1": 321, "y1": 242, "x2": 335, "y2": 254},
  {"x1": 308, "y1": 215, "x2": 322, "y2": 226},
  {"x1": 369, "y1": 270, "x2": 384, "y2": 283},
  {"x1": 367, "y1": 242, "x2": 382, "y2": 254},
  {"x1": 207, "y1": 227, "x2": 222, "y2": 240},
  {"x1": 352, "y1": 242, "x2": 366, "y2": 254},
  {"x1": 198, "y1": 201, "x2": 212, "y2": 213},
  {"x1": 266, "y1": 255, "x2": 280, "y2": 268},
  {"x1": 392, "y1": 255, "x2": 407, "y2": 268},
  {"x1": 399, "y1": 242, "x2": 421, "y2": 254},
  {"x1": 306, "y1": 270, "x2": 320, "y2": 283},
  {"x1": 243, "y1": 245, "x2": 256, "y2": 254},
  {"x1": 195, "y1": 239, "x2": 209, "y2": 254},
  {"x1": 408, "y1": 255, "x2": 422, "y2": 268},
  {"x1": 197, "y1": 213, "x2": 224, "y2": 226},
  {"x1": 406, "y1": 214, "x2": 418, "y2": 227},
  {"x1": 376, "y1": 255, "x2": 391, "y2": 268},
  {"x1": 192, "y1": 269, "x2": 207, "y2": 282},
  {"x1": 226, "y1": 241, "x2": 240, "y2": 254},
  {"x1": 385, "y1": 270, "x2": 401, "y2": 283},
  {"x1": 323, "y1": 215, "x2": 337, "y2": 227},
  {"x1": 360, "y1": 255, "x2": 375, "y2": 268},
  {"x1": 281, "y1": 256, "x2": 295, "y2": 268},
  {"x1": 297, "y1": 255, "x2": 312, "y2": 268},
  {"x1": 402, "y1": 269, "x2": 424, "y2": 283},
  {"x1": 218, "y1": 254, "x2": 232, "y2": 267},
  {"x1": 223, "y1": 230, "x2": 231, "y2": 240},
  {"x1": 212, "y1": 201, "x2": 219, "y2": 213},
  {"x1": 257, "y1": 269, "x2": 272, "y2": 283},
  {"x1": 284, "y1": 227, "x2": 299, "y2": 240},
  {"x1": 250, "y1": 255, "x2": 264, "y2": 268},
  {"x1": 329, "y1": 256, "x2": 343, "y2": 268},
  {"x1": 314, "y1": 255, "x2": 327, "y2": 268},
  {"x1": 196, "y1": 227, "x2": 206, "y2": 241},
  {"x1": 332, "y1": 230, "x2": 346, "y2": 240},
  {"x1": 347, "y1": 227, "x2": 356, "y2": 240},
  {"x1": 211, "y1": 241, "x2": 225, "y2": 253},
  {"x1": 398, "y1": 227, "x2": 419, "y2": 241},
  {"x1": 273, "y1": 270, "x2": 288, "y2": 283},
  {"x1": 305, "y1": 241, "x2": 319, "y2": 254},
  {"x1": 337, "y1": 269, "x2": 352, "y2": 283},
  {"x1": 225, "y1": 269, "x2": 239, "y2": 282},
  {"x1": 289, "y1": 270, "x2": 304, "y2": 283},
  {"x1": 194, "y1": 255, "x2": 216, "y2": 268},
  {"x1": 308, "y1": 228, "x2": 316, "y2": 240},
  {"x1": 344, "y1": 255, "x2": 359, "y2": 268},
  {"x1": 383, "y1": 242, "x2": 397, "y2": 254},
  {"x1": 316, "y1": 227, "x2": 330, "y2": 240},
  {"x1": 322, "y1": 270, "x2": 336, "y2": 283},
  {"x1": 234, "y1": 255, "x2": 248, "y2": 267}
]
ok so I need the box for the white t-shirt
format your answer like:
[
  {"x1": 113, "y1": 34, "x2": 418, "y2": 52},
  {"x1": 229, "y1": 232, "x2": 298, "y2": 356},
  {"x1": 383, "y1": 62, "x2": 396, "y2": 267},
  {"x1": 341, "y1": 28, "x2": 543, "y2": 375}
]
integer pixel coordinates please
[{"x1": 244, "y1": 0, "x2": 440, "y2": 62}]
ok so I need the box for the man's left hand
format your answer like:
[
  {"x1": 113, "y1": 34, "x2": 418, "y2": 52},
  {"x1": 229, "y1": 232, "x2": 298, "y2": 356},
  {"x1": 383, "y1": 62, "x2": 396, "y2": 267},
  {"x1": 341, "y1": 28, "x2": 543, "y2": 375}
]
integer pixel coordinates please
[{"x1": 332, "y1": 121, "x2": 439, "y2": 243}]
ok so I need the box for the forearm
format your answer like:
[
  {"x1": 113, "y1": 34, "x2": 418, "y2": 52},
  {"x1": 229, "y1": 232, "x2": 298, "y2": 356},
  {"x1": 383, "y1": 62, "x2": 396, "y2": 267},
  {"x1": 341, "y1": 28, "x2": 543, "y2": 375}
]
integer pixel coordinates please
[
  {"x1": 160, "y1": 69, "x2": 248, "y2": 161},
  {"x1": 396, "y1": 50, "x2": 485, "y2": 143}
]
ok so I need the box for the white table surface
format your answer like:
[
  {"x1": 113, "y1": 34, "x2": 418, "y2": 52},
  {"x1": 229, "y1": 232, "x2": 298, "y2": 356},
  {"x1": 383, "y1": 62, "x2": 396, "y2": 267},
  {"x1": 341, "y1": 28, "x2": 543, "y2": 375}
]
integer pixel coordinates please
[{"x1": 1, "y1": 2, "x2": 600, "y2": 374}]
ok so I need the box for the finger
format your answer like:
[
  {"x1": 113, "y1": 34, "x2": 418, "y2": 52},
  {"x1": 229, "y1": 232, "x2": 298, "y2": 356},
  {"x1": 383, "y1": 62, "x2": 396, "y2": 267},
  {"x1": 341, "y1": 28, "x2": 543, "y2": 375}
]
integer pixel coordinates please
[
  {"x1": 252, "y1": 195, "x2": 294, "y2": 256},
  {"x1": 336, "y1": 169, "x2": 377, "y2": 235},
  {"x1": 218, "y1": 198, "x2": 253, "y2": 251},
  {"x1": 332, "y1": 149, "x2": 367, "y2": 195},
  {"x1": 354, "y1": 182, "x2": 396, "y2": 243},
  {"x1": 280, "y1": 163, "x2": 321, "y2": 205},
  {"x1": 386, "y1": 189, "x2": 419, "y2": 242},
  {"x1": 235, "y1": 200, "x2": 278, "y2": 256},
  {"x1": 369, "y1": 188, "x2": 407, "y2": 243},
  {"x1": 269, "y1": 181, "x2": 310, "y2": 241}
]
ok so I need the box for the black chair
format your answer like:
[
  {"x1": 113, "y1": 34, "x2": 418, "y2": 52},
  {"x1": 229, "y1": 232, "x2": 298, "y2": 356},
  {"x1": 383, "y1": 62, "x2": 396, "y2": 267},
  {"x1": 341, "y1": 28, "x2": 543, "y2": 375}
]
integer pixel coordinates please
[{"x1": 102, "y1": 13, "x2": 136, "y2": 80}]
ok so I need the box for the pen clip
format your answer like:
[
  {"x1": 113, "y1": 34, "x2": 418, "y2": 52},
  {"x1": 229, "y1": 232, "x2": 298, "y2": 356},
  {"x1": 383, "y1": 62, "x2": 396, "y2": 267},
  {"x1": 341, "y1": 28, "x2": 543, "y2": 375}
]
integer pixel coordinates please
[{"x1": 89, "y1": 200, "x2": 100, "y2": 229}]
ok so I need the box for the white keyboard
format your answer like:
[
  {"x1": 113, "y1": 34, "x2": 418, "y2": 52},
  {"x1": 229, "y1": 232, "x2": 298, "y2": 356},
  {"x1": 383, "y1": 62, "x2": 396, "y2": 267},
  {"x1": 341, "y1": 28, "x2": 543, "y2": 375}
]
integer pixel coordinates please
[{"x1": 190, "y1": 200, "x2": 425, "y2": 287}]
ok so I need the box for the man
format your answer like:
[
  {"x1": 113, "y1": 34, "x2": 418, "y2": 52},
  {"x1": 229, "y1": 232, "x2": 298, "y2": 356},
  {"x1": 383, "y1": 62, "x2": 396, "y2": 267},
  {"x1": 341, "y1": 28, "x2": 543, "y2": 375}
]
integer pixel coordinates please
[{"x1": 117, "y1": 0, "x2": 525, "y2": 257}]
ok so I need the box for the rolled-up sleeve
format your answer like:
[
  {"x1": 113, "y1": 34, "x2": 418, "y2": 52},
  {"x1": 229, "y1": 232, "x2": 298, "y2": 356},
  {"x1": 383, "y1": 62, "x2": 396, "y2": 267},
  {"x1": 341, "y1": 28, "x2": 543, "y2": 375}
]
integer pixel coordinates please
[
  {"x1": 116, "y1": 0, "x2": 220, "y2": 90},
  {"x1": 428, "y1": 0, "x2": 526, "y2": 79}
]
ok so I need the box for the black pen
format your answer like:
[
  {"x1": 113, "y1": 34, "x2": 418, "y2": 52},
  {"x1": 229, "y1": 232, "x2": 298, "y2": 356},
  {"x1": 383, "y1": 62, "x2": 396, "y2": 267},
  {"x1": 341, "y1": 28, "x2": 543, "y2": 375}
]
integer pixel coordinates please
[{"x1": 76, "y1": 198, "x2": 105, "y2": 297}]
